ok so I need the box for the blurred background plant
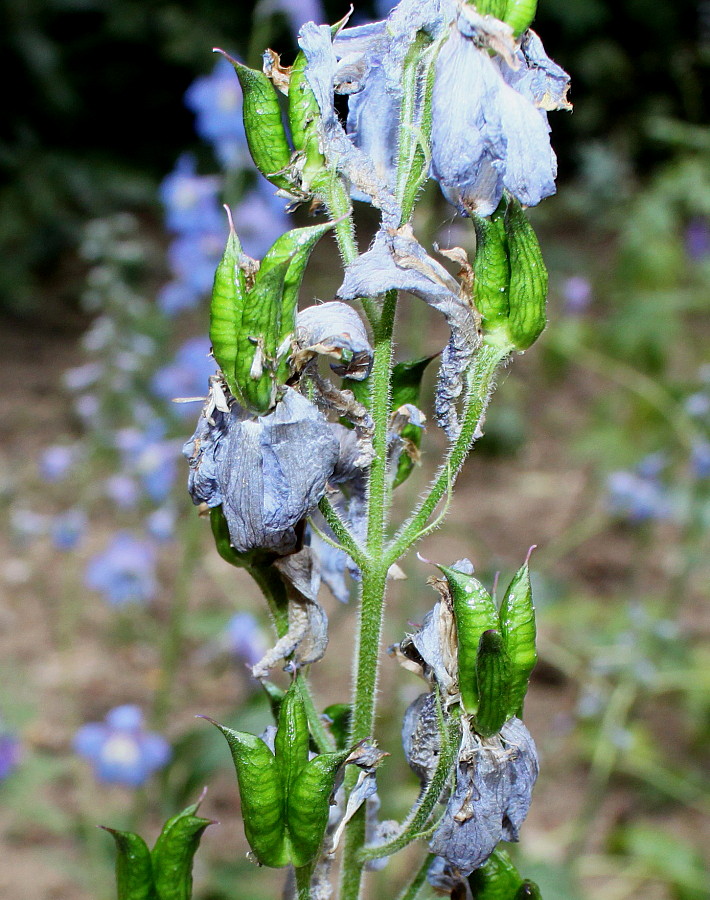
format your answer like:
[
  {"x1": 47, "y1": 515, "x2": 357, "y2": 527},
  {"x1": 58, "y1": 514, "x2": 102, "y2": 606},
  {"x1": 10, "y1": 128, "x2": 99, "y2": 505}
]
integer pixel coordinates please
[{"x1": 0, "y1": 0, "x2": 708, "y2": 898}]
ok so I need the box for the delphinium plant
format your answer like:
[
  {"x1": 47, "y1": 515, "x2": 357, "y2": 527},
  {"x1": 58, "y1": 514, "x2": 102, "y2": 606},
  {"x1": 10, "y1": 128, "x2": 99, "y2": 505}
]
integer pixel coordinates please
[{"x1": 105, "y1": 0, "x2": 571, "y2": 898}]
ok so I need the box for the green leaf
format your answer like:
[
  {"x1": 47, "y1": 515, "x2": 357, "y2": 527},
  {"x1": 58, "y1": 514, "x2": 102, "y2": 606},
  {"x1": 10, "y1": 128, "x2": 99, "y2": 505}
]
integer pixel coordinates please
[
  {"x1": 102, "y1": 828, "x2": 156, "y2": 900},
  {"x1": 207, "y1": 719, "x2": 289, "y2": 867},
  {"x1": 504, "y1": 198, "x2": 548, "y2": 351},
  {"x1": 151, "y1": 800, "x2": 213, "y2": 900},
  {"x1": 473, "y1": 630, "x2": 512, "y2": 737},
  {"x1": 286, "y1": 749, "x2": 351, "y2": 867},
  {"x1": 221, "y1": 53, "x2": 293, "y2": 192},
  {"x1": 468, "y1": 846, "x2": 524, "y2": 899},
  {"x1": 499, "y1": 558, "x2": 537, "y2": 718},
  {"x1": 438, "y1": 563, "x2": 500, "y2": 715}
]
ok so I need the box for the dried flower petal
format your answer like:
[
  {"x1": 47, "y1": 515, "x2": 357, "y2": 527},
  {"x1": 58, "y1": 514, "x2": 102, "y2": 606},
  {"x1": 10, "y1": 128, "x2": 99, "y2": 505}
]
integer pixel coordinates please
[{"x1": 295, "y1": 301, "x2": 373, "y2": 380}]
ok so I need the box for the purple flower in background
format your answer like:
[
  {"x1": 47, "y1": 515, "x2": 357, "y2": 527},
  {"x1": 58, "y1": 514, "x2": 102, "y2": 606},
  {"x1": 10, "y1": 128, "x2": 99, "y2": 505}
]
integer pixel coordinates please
[
  {"x1": 685, "y1": 216, "x2": 710, "y2": 261},
  {"x1": 63, "y1": 362, "x2": 104, "y2": 392},
  {"x1": 39, "y1": 445, "x2": 78, "y2": 482},
  {"x1": 691, "y1": 440, "x2": 710, "y2": 479},
  {"x1": 561, "y1": 275, "x2": 593, "y2": 314},
  {"x1": 85, "y1": 532, "x2": 157, "y2": 605},
  {"x1": 104, "y1": 474, "x2": 140, "y2": 509},
  {"x1": 50, "y1": 508, "x2": 87, "y2": 551},
  {"x1": 185, "y1": 58, "x2": 250, "y2": 168},
  {"x1": 223, "y1": 612, "x2": 269, "y2": 668},
  {"x1": 606, "y1": 470, "x2": 670, "y2": 522},
  {"x1": 74, "y1": 394, "x2": 100, "y2": 422},
  {"x1": 256, "y1": 0, "x2": 326, "y2": 39},
  {"x1": 146, "y1": 506, "x2": 176, "y2": 543},
  {"x1": 74, "y1": 705, "x2": 170, "y2": 787},
  {"x1": 231, "y1": 178, "x2": 290, "y2": 258},
  {"x1": 157, "y1": 280, "x2": 202, "y2": 317},
  {"x1": 135, "y1": 439, "x2": 180, "y2": 503},
  {"x1": 0, "y1": 731, "x2": 21, "y2": 779},
  {"x1": 167, "y1": 229, "x2": 226, "y2": 296},
  {"x1": 160, "y1": 155, "x2": 224, "y2": 235},
  {"x1": 151, "y1": 337, "x2": 216, "y2": 415},
  {"x1": 685, "y1": 391, "x2": 710, "y2": 419}
]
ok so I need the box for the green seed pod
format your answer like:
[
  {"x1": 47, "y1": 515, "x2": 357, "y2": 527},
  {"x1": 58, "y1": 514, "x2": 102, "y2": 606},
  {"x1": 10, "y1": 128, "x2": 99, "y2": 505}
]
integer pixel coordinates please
[
  {"x1": 221, "y1": 54, "x2": 294, "y2": 192},
  {"x1": 274, "y1": 682, "x2": 310, "y2": 798},
  {"x1": 515, "y1": 881, "x2": 543, "y2": 899},
  {"x1": 437, "y1": 562, "x2": 500, "y2": 716},
  {"x1": 473, "y1": 630, "x2": 512, "y2": 738},
  {"x1": 102, "y1": 828, "x2": 155, "y2": 900},
  {"x1": 209, "y1": 211, "x2": 247, "y2": 403},
  {"x1": 467, "y1": 846, "x2": 524, "y2": 898},
  {"x1": 499, "y1": 555, "x2": 537, "y2": 718},
  {"x1": 472, "y1": 203, "x2": 511, "y2": 334},
  {"x1": 288, "y1": 51, "x2": 326, "y2": 193},
  {"x1": 286, "y1": 749, "x2": 351, "y2": 867},
  {"x1": 504, "y1": 198, "x2": 548, "y2": 351},
  {"x1": 470, "y1": 0, "x2": 508, "y2": 18},
  {"x1": 208, "y1": 721, "x2": 289, "y2": 867},
  {"x1": 151, "y1": 803, "x2": 213, "y2": 900},
  {"x1": 503, "y1": 0, "x2": 538, "y2": 36}
]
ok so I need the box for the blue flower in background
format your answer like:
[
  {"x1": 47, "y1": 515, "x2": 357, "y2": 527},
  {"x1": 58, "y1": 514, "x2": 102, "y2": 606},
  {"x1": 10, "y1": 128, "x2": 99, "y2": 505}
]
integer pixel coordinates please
[
  {"x1": 167, "y1": 229, "x2": 227, "y2": 297},
  {"x1": 50, "y1": 508, "x2": 87, "y2": 551},
  {"x1": 561, "y1": 275, "x2": 593, "y2": 314},
  {"x1": 231, "y1": 177, "x2": 290, "y2": 258},
  {"x1": 145, "y1": 506, "x2": 176, "y2": 543},
  {"x1": 160, "y1": 155, "x2": 224, "y2": 235},
  {"x1": 157, "y1": 280, "x2": 202, "y2": 316},
  {"x1": 0, "y1": 730, "x2": 21, "y2": 780},
  {"x1": 135, "y1": 439, "x2": 180, "y2": 503},
  {"x1": 39, "y1": 445, "x2": 78, "y2": 482},
  {"x1": 104, "y1": 474, "x2": 140, "y2": 509},
  {"x1": 85, "y1": 532, "x2": 157, "y2": 605},
  {"x1": 185, "y1": 58, "x2": 250, "y2": 168},
  {"x1": 223, "y1": 612, "x2": 268, "y2": 669},
  {"x1": 691, "y1": 440, "x2": 710, "y2": 479},
  {"x1": 151, "y1": 336, "x2": 216, "y2": 415},
  {"x1": 606, "y1": 468, "x2": 670, "y2": 523},
  {"x1": 256, "y1": 0, "x2": 326, "y2": 40},
  {"x1": 685, "y1": 216, "x2": 710, "y2": 261},
  {"x1": 74, "y1": 705, "x2": 170, "y2": 787}
]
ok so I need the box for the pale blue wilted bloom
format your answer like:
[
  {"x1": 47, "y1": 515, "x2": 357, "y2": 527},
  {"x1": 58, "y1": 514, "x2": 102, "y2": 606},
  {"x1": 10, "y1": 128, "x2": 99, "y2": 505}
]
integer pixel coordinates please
[
  {"x1": 74, "y1": 705, "x2": 170, "y2": 787},
  {"x1": 85, "y1": 532, "x2": 157, "y2": 605}
]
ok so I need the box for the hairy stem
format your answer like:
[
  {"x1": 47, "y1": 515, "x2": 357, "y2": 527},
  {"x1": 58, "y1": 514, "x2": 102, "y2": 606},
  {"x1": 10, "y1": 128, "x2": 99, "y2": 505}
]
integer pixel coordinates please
[
  {"x1": 295, "y1": 859, "x2": 316, "y2": 900},
  {"x1": 388, "y1": 342, "x2": 509, "y2": 564},
  {"x1": 298, "y1": 672, "x2": 336, "y2": 753}
]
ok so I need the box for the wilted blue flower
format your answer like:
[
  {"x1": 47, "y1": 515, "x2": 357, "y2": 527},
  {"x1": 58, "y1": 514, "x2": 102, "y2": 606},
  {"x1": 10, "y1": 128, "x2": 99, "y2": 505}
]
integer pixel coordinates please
[
  {"x1": 159, "y1": 154, "x2": 224, "y2": 235},
  {"x1": 561, "y1": 275, "x2": 593, "y2": 314},
  {"x1": 39, "y1": 444, "x2": 78, "y2": 482},
  {"x1": 85, "y1": 532, "x2": 157, "y2": 605},
  {"x1": 0, "y1": 730, "x2": 21, "y2": 779},
  {"x1": 185, "y1": 59, "x2": 250, "y2": 169},
  {"x1": 606, "y1": 470, "x2": 670, "y2": 522},
  {"x1": 50, "y1": 508, "x2": 87, "y2": 551},
  {"x1": 74, "y1": 705, "x2": 170, "y2": 787},
  {"x1": 150, "y1": 337, "x2": 216, "y2": 414},
  {"x1": 223, "y1": 612, "x2": 269, "y2": 668}
]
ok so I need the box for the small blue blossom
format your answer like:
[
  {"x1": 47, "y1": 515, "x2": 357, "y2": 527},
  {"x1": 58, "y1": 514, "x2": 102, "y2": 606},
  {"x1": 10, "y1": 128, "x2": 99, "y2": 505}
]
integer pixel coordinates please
[
  {"x1": 39, "y1": 445, "x2": 78, "y2": 482},
  {"x1": 223, "y1": 612, "x2": 269, "y2": 668},
  {"x1": 690, "y1": 440, "x2": 710, "y2": 479},
  {"x1": 135, "y1": 439, "x2": 180, "y2": 504},
  {"x1": 159, "y1": 154, "x2": 224, "y2": 235},
  {"x1": 63, "y1": 362, "x2": 104, "y2": 392},
  {"x1": 230, "y1": 178, "x2": 290, "y2": 259},
  {"x1": 561, "y1": 275, "x2": 592, "y2": 314},
  {"x1": 74, "y1": 705, "x2": 171, "y2": 787},
  {"x1": 104, "y1": 474, "x2": 140, "y2": 509},
  {"x1": 685, "y1": 216, "x2": 710, "y2": 261},
  {"x1": 145, "y1": 506, "x2": 176, "y2": 543},
  {"x1": 167, "y1": 229, "x2": 226, "y2": 297},
  {"x1": 635, "y1": 452, "x2": 667, "y2": 480},
  {"x1": 606, "y1": 470, "x2": 670, "y2": 522},
  {"x1": 50, "y1": 508, "x2": 88, "y2": 551},
  {"x1": 0, "y1": 729, "x2": 21, "y2": 779},
  {"x1": 74, "y1": 394, "x2": 100, "y2": 422},
  {"x1": 157, "y1": 280, "x2": 202, "y2": 316},
  {"x1": 184, "y1": 59, "x2": 250, "y2": 168},
  {"x1": 150, "y1": 337, "x2": 216, "y2": 414},
  {"x1": 256, "y1": 0, "x2": 326, "y2": 39},
  {"x1": 684, "y1": 391, "x2": 710, "y2": 419},
  {"x1": 85, "y1": 532, "x2": 157, "y2": 605}
]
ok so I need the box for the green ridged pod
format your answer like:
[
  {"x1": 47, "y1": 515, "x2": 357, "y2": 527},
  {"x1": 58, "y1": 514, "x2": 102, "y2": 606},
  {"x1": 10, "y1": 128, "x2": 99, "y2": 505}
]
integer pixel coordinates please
[
  {"x1": 504, "y1": 198, "x2": 548, "y2": 351},
  {"x1": 274, "y1": 682, "x2": 309, "y2": 798},
  {"x1": 471, "y1": 0, "x2": 508, "y2": 17},
  {"x1": 151, "y1": 803, "x2": 213, "y2": 900},
  {"x1": 286, "y1": 749, "x2": 351, "y2": 867},
  {"x1": 102, "y1": 828, "x2": 156, "y2": 900},
  {"x1": 209, "y1": 722, "x2": 289, "y2": 867},
  {"x1": 472, "y1": 203, "x2": 511, "y2": 334},
  {"x1": 209, "y1": 212, "x2": 247, "y2": 403},
  {"x1": 503, "y1": 0, "x2": 538, "y2": 36},
  {"x1": 437, "y1": 562, "x2": 500, "y2": 715},
  {"x1": 473, "y1": 630, "x2": 512, "y2": 738},
  {"x1": 467, "y1": 847, "x2": 525, "y2": 898},
  {"x1": 288, "y1": 51, "x2": 326, "y2": 192},
  {"x1": 223, "y1": 55, "x2": 294, "y2": 192},
  {"x1": 515, "y1": 881, "x2": 543, "y2": 899},
  {"x1": 499, "y1": 557, "x2": 537, "y2": 718}
]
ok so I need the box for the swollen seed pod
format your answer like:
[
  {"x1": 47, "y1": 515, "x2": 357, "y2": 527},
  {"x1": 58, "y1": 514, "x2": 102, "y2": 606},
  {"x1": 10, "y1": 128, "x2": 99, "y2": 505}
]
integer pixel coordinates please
[
  {"x1": 473, "y1": 630, "x2": 512, "y2": 737},
  {"x1": 288, "y1": 51, "x2": 326, "y2": 193},
  {"x1": 274, "y1": 682, "x2": 310, "y2": 798},
  {"x1": 516, "y1": 881, "x2": 543, "y2": 899},
  {"x1": 504, "y1": 198, "x2": 548, "y2": 351},
  {"x1": 467, "y1": 847, "x2": 526, "y2": 898},
  {"x1": 286, "y1": 749, "x2": 351, "y2": 867},
  {"x1": 504, "y1": 0, "x2": 539, "y2": 37},
  {"x1": 437, "y1": 562, "x2": 499, "y2": 715},
  {"x1": 102, "y1": 828, "x2": 154, "y2": 900},
  {"x1": 472, "y1": 203, "x2": 511, "y2": 334},
  {"x1": 209, "y1": 209, "x2": 246, "y2": 404},
  {"x1": 499, "y1": 556, "x2": 537, "y2": 718},
  {"x1": 208, "y1": 721, "x2": 289, "y2": 867},
  {"x1": 151, "y1": 804, "x2": 213, "y2": 900},
  {"x1": 218, "y1": 52, "x2": 294, "y2": 193}
]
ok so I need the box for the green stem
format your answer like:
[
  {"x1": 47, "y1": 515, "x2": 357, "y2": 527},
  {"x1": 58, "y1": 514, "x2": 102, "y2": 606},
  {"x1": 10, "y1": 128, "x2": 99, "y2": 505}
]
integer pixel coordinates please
[
  {"x1": 298, "y1": 672, "x2": 336, "y2": 753},
  {"x1": 396, "y1": 853, "x2": 436, "y2": 900},
  {"x1": 247, "y1": 563, "x2": 290, "y2": 638},
  {"x1": 317, "y1": 495, "x2": 368, "y2": 569},
  {"x1": 295, "y1": 860, "x2": 316, "y2": 900},
  {"x1": 340, "y1": 289, "x2": 399, "y2": 900},
  {"x1": 388, "y1": 342, "x2": 509, "y2": 564}
]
